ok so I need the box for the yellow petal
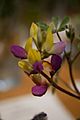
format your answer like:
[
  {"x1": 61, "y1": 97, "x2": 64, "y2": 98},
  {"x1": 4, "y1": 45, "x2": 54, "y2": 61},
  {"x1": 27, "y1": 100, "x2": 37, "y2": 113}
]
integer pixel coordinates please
[
  {"x1": 37, "y1": 28, "x2": 42, "y2": 43},
  {"x1": 28, "y1": 49, "x2": 41, "y2": 64},
  {"x1": 30, "y1": 22, "x2": 38, "y2": 41},
  {"x1": 25, "y1": 37, "x2": 32, "y2": 52},
  {"x1": 42, "y1": 27, "x2": 53, "y2": 51},
  {"x1": 18, "y1": 60, "x2": 32, "y2": 72}
]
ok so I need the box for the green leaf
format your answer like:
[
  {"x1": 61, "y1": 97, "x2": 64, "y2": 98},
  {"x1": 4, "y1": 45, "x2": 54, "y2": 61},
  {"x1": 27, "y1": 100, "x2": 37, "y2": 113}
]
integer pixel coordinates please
[
  {"x1": 59, "y1": 16, "x2": 69, "y2": 31},
  {"x1": 52, "y1": 16, "x2": 59, "y2": 29},
  {"x1": 36, "y1": 21, "x2": 49, "y2": 31},
  {"x1": 66, "y1": 25, "x2": 75, "y2": 41},
  {"x1": 66, "y1": 31, "x2": 71, "y2": 39}
]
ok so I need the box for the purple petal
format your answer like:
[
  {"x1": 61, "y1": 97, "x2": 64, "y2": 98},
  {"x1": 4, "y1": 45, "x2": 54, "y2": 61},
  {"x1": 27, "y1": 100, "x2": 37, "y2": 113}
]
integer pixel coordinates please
[
  {"x1": 51, "y1": 54, "x2": 62, "y2": 71},
  {"x1": 54, "y1": 41, "x2": 66, "y2": 55},
  {"x1": 33, "y1": 61, "x2": 43, "y2": 73},
  {"x1": 32, "y1": 84, "x2": 48, "y2": 96},
  {"x1": 10, "y1": 45, "x2": 27, "y2": 59}
]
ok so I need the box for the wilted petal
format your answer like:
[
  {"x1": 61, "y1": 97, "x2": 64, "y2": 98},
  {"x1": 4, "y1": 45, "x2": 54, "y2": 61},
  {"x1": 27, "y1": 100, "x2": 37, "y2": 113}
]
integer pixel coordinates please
[
  {"x1": 11, "y1": 45, "x2": 27, "y2": 59},
  {"x1": 32, "y1": 84, "x2": 48, "y2": 96},
  {"x1": 30, "y1": 22, "x2": 38, "y2": 41},
  {"x1": 43, "y1": 61, "x2": 52, "y2": 77},
  {"x1": 51, "y1": 54, "x2": 62, "y2": 71},
  {"x1": 33, "y1": 61, "x2": 43, "y2": 73},
  {"x1": 54, "y1": 41, "x2": 65, "y2": 54},
  {"x1": 31, "y1": 74, "x2": 42, "y2": 85},
  {"x1": 25, "y1": 37, "x2": 32, "y2": 52}
]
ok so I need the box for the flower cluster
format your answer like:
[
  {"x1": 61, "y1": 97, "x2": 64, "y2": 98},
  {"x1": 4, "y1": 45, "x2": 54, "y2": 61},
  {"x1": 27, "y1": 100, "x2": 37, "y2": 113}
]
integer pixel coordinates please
[{"x1": 11, "y1": 23, "x2": 65, "y2": 96}]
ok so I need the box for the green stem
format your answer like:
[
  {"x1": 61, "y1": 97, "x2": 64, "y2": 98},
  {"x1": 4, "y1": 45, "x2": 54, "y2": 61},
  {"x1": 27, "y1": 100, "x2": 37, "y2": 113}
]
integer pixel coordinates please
[
  {"x1": 68, "y1": 60, "x2": 80, "y2": 94},
  {"x1": 56, "y1": 31, "x2": 62, "y2": 41},
  {"x1": 58, "y1": 76, "x2": 76, "y2": 93},
  {"x1": 56, "y1": 32, "x2": 80, "y2": 94},
  {"x1": 41, "y1": 71, "x2": 80, "y2": 100}
]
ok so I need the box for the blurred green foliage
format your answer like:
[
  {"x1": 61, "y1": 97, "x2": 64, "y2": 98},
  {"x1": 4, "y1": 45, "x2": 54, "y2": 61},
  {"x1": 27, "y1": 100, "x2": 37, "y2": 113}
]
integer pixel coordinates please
[
  {"x1": 0, "y1": 0, "x2": 80, "y2": 43},
  {"x1": 0, "y1": 0, "x2": 80, "y2": 21},
  {"x1": 0, "y1": 0, "x2": 15, "y2": 18}
]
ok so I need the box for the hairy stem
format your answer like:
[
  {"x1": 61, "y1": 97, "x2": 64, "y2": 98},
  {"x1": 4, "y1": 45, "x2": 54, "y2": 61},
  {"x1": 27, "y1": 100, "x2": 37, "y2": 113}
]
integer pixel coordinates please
[
  {"x1": 41, "y1": 71, "x2": 80, "y2": 100},
  {"x1": 58, "y1": 76, "x2": 76, "y2": 93}
]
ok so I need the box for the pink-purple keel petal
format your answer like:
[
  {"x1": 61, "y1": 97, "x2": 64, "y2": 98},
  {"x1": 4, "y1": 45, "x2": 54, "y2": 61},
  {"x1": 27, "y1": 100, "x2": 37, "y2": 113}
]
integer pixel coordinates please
[
  {"x1": 33, "y1": 61, "x2": 43, "y2": 73},
  {"x1": 54, "y1": 41, "x2": 66, "y2": 55},
  {"x1": 32, "y1": 85, "x2": 48, "y2": 96},
  {"x1": 51, "y1": 54, "x2": 62, "y2": 71},
  {"x1": 10, "y1": 45, "x2": 27, "y2": 59}
]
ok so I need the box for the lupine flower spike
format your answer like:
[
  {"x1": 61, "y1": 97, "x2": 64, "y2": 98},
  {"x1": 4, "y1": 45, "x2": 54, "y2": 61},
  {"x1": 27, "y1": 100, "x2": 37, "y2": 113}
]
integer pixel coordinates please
[{"x1": 11, "y1": 22, "x2": 65, "y2": 96}]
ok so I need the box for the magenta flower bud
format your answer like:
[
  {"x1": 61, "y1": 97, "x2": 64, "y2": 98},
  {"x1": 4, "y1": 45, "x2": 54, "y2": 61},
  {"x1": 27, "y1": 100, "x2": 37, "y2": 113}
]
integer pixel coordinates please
[
  {"x1": 10, "y1": 45, "x2": 27, "y2": 59},
  {"x1": 51, "y1": 54, "x2": 62, "y2": 71},
  {"x1": 33, "y1": 61, "x2": 43, "y2": 73},
  {"x1": 32, "y1": 84, "x2": 48, "y2": 96}
]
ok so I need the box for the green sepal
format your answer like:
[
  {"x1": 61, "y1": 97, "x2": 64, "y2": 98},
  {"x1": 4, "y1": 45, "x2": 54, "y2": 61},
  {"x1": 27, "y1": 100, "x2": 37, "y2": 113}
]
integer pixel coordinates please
[
  {"x1": 52, "y1": 16, "x2": 59, "y2": 29},
  {"x1": 58, "y1": 16, "x2": 69, "y2": 32},
  {"x1": 36, "y1": 21, "x2": 49, "y2": 31}
]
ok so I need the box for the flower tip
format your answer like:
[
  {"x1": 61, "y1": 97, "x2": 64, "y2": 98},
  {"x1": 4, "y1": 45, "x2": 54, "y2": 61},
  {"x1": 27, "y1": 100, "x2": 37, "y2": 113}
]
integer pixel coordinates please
[
  {"x1": 61, "y1": 41, "x2": 66, "y2": 48},
  {"x1": 51, "y1": 54, "x2": 62, "y2": 71},
  {"x1": 32, "y1": 84, "x2": 48, "y2": 97},
  {"x1": 54, "y1": 41, "x2": 66, "y2": 55},
  {"x1": 10, "y1": 45, "x2": 27, "y2": 59}
]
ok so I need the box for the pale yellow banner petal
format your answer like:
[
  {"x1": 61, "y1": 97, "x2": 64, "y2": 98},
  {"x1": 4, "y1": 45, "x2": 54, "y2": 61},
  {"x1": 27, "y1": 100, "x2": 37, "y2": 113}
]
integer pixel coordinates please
[
  {"x1": 25, "y1": 37, "x2": 32, "y2": 52},
  {"x1": 30, "y1": 22, "x2": 38, "y2": 41},
  {"x1": 28, "y1": 49, "x2": 41, "y2": 64},
  {"x1": 42, "y1": 27, "x2": 53, "y2": 51}
]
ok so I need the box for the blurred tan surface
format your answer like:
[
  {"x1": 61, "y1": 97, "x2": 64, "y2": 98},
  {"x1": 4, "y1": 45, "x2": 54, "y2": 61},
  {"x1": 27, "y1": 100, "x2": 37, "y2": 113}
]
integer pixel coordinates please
[
  {"x1": 56, "y1": 61, "x2": 80, "y2": 118},
  {"x1": 0, "y1": 73, "x2": 34, "y2": 100}
]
